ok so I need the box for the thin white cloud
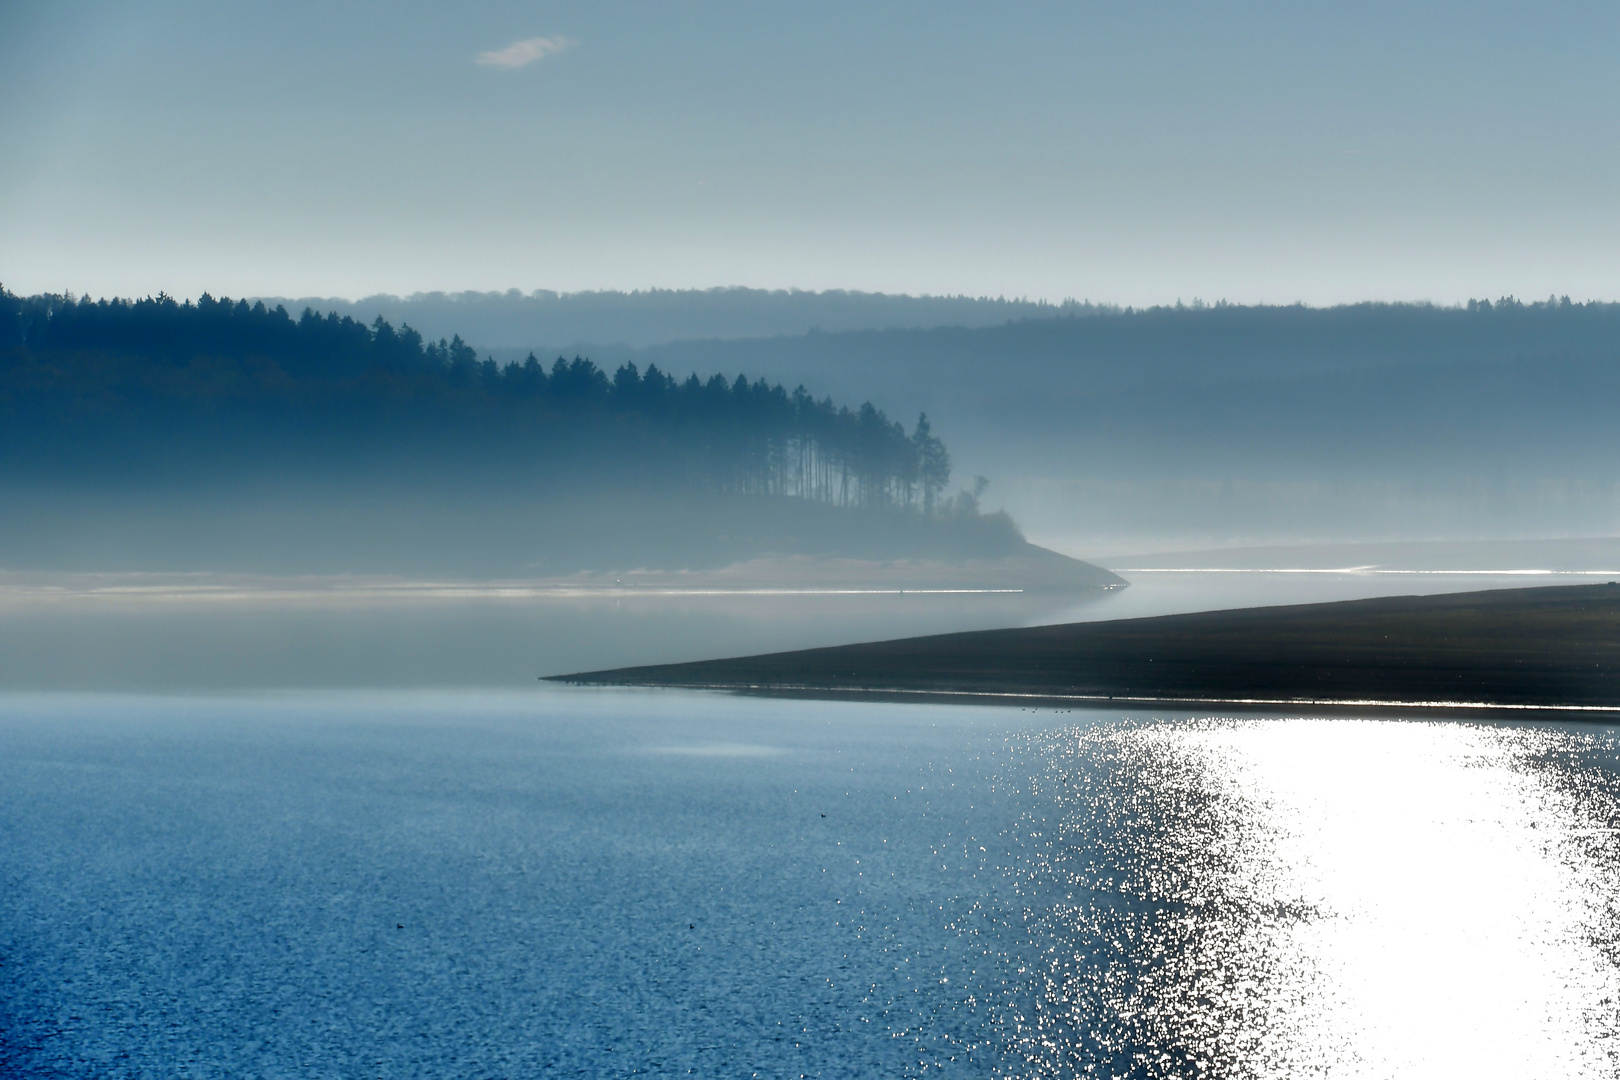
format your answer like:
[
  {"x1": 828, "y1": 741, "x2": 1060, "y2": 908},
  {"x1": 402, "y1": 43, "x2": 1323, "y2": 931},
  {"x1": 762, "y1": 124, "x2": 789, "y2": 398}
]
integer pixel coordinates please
[{"x1": 474, "y1": 35, "x2": 576, "y2": 69}]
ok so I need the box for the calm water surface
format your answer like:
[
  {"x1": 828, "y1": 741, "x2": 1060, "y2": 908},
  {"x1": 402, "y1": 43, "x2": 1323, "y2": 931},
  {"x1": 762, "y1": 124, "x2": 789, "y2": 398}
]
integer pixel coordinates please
[
  {"x1": 3, "y1": 564, "x2": 1609, "y2": 690},
  {"x1": 3, "y1": 688, "x2": 1618, "y2": 1077}
]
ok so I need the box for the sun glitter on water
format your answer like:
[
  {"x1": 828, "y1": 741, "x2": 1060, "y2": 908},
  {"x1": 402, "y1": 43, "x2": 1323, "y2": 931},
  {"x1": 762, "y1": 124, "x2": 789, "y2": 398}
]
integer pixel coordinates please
[{"x1": 1000, "y1": 715, "x2": 1620, "y2": 1078}]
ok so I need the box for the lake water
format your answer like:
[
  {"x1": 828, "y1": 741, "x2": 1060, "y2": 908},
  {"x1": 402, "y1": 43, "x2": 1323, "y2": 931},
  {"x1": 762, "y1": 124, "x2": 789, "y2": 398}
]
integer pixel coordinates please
[
  {"x1": 3, "y1": 558, "x2": 1617, "y2": 690},
  {"x1": 4, "y1": 687, "x2": 1619, "y2": 1077},
  {"x1": 7, "y1": 546, "x2": 1620, "y2": 1074}
]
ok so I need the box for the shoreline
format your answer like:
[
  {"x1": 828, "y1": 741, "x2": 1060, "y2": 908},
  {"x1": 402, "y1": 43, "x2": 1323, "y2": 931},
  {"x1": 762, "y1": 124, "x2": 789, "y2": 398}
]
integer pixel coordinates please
[
  {"x1": 597, "y1": 683, "x2": 1620, "y2": 720},
  {"x1": 550, "y1": 583, "x2": 1620, "y2": 713}
]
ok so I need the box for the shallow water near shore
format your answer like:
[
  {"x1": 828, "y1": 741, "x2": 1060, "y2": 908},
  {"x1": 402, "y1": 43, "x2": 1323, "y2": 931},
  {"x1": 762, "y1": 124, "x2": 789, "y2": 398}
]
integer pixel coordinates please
[{"x1": 3, "y1": 687, "x2": 1618, "y2": 1077}]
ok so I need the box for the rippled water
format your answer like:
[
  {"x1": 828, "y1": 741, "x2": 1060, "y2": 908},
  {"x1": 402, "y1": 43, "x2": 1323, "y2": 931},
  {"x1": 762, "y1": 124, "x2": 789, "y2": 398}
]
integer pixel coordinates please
[
  {"x1": 1003, "y1": 717, "x2": 1620, "y2": 1077},
  {"x1": 2, "y1": 689, "x2": 1617, "y2": 1077}
]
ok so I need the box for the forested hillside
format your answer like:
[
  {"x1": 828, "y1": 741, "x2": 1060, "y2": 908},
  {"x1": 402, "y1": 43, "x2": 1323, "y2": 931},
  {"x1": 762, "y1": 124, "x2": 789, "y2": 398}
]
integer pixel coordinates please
[
  {"x1": 0, "y1": 290, "x2": 1023, "y2": 572},
  {"x1": 0, "y1": 290, "x2": 962, "y2": 507}
]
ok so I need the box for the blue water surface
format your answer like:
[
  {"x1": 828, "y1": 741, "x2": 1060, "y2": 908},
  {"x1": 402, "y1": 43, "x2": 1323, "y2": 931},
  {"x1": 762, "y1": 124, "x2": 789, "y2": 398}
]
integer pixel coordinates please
[
  {"x1": 0, "y1": 687, "x2": 1044, "y2": 1078},
  {"x1": 7, "y1": 689, "x2": 1620, "y2": 1079}
]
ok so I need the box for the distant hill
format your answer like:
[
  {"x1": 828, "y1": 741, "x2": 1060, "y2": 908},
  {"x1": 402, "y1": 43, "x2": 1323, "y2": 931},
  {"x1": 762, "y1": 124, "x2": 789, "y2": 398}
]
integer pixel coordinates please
[
  {"x1": 607, "y1": 299, "x2": 1620, "y2": 546},
  {"x1": 257, "y1": 287, "x2": 1098, "y2": 350}
]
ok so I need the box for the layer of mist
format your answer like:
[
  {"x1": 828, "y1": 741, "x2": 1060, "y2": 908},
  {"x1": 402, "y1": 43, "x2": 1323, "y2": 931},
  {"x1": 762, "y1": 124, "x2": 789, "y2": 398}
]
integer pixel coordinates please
[{"x1": 0, "y1": 484, "x2": 1031, "y2": 577}]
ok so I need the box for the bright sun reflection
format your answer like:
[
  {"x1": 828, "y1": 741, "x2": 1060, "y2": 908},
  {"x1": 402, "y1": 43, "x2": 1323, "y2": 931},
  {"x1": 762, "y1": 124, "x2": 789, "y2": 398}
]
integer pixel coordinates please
[{"x1": 1007, "y1": 717, "x2": 1620, "y2": 1078}]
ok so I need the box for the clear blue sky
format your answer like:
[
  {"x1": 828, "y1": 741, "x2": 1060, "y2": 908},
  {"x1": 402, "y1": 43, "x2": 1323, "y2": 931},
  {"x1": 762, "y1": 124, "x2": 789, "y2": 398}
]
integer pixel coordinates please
[{"x1": 4, "y1": 1, "x2": 1617, "y2": 304}]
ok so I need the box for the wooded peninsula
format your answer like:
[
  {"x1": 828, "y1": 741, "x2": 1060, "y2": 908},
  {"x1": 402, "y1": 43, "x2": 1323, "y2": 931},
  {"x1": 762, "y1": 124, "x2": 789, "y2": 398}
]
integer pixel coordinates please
[{"x1": 0, "y1": 289, "x2": 1032, "y2": 573}]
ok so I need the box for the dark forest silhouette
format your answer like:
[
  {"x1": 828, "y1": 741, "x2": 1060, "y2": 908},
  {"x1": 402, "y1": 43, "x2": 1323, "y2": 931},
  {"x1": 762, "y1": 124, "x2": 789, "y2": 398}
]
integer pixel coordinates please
[{"x1": 0, "y1": 289, "x2": 972, "y2": 518}]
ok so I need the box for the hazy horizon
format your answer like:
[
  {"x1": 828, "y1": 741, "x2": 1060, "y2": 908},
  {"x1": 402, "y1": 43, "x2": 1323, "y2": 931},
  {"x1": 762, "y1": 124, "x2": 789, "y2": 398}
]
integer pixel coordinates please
[{"x1": 9, "y1": 2, "x2": 1620, "y2": 303}]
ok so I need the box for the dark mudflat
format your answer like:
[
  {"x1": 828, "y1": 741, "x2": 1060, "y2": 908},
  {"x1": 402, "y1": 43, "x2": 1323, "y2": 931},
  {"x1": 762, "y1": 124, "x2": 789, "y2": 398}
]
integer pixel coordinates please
[{"x1": 549, "y1": 583, "x2": 1620, "y2": 710}]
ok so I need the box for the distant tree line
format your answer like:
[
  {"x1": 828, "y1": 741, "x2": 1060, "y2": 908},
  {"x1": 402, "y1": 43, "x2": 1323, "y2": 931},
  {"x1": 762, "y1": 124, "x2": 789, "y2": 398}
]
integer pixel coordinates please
[
  {"x1": 0, "y1": 289, "x2": 959, "y2": 513},
  {"x1": 257, "y1": 286, "x2": 1105, "y2": 350}
]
